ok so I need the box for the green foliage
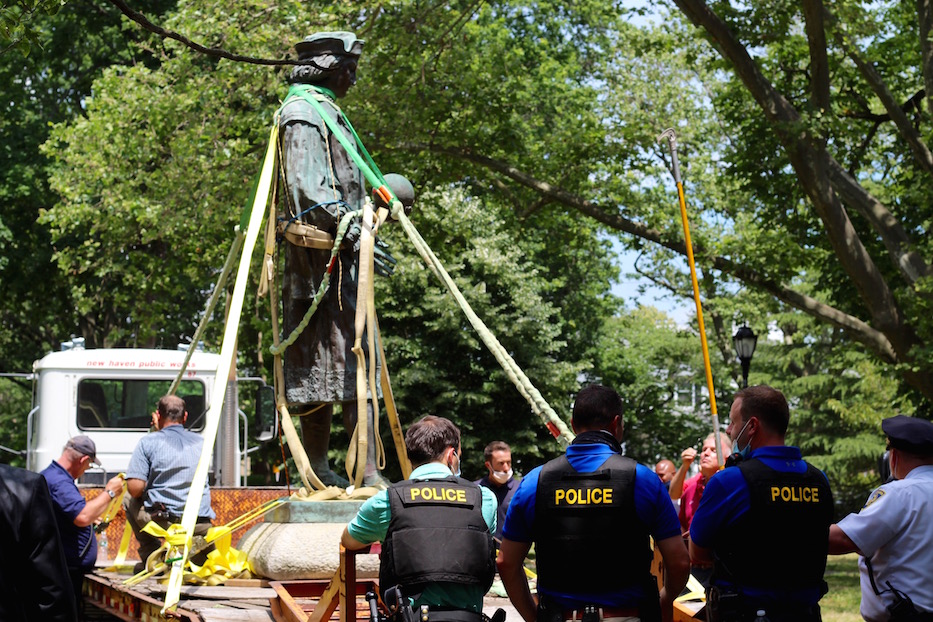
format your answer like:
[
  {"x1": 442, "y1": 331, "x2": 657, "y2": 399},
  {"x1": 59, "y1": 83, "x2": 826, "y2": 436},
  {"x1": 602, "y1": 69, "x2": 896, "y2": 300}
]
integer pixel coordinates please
[
  {"x1": 0, "y1": 0, "x2": 176, "y2": 457},
  {"x1": 0, "y1": 0, "x2": 63, "y2": 56},
  {"x1": 0, "y1": 377, "x2": 31, "y2": 466},
  {"x1": 30, "y1": 0, "x2": 633, "y2": 480},
  {"x1": 593, "y1": 306, "x2": 711, "y2": 463}
]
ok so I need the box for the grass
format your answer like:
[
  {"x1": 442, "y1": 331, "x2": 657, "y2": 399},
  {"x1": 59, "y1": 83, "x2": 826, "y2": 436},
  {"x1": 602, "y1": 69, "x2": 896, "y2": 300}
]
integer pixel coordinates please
[{"x1": 821, "y1": 553, "x2": 862, "y2": 622}]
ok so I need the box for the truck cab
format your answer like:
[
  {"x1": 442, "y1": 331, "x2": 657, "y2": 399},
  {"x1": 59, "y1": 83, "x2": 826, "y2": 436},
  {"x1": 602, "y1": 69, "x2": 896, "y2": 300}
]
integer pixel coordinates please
[{"x1": 27, "y1": 342, "x2": 275, "y2": 486}]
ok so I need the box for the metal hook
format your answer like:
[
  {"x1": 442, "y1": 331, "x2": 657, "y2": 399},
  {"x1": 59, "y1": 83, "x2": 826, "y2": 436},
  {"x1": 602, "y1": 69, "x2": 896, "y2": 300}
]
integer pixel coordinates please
[{"x1": 657, "y1": 127, "x2": 677, "y2": 149}]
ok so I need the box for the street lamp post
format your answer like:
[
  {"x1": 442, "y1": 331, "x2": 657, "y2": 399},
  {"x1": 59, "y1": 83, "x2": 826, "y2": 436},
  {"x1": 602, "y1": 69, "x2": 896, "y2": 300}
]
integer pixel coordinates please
[{"x1": 733, "y1": 325, "x2": 758, "y2": 388}]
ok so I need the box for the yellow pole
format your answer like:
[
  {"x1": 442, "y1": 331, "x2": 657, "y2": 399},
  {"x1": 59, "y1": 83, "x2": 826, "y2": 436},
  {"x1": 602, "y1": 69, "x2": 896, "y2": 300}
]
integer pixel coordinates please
[{"x1": 658, "y1": 128, "x2": 723, "y2": 464}]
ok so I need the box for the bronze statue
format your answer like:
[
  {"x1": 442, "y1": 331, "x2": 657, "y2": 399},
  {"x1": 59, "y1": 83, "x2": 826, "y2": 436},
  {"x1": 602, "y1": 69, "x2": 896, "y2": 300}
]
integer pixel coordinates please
[{"x1": 277, "y1": 31, "x2": 389, "y2": 488}]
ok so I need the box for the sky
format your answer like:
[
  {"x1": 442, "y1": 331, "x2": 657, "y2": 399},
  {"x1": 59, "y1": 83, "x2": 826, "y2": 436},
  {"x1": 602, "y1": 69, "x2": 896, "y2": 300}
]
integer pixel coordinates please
[{"x1": 610, "y1": 239, "x2": 693, "y2": 327}]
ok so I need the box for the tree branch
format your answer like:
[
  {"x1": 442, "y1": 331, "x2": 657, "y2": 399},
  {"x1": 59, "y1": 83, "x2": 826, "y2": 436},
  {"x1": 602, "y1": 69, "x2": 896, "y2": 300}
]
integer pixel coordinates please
[
  {"x1": 414, "y1": 143, "x2": 899, "y2": 363},
  {"x1": 826, "y1": 158, "x2": 933, "y2": 283},
  {"x1": 919, "y1": 0, "x2": 933, "y2": 120},
  {"x1": 105, "y1": 0, "x2": 320, "y2": 67},
  {"x1": 825, "y1": 7, "x2": 933, "y2": 176},
  {"x1": 802, "y1": 0, "x2": 831, "y2": 113},
  {"x1": 670, "y1": 0, "x2": 920, "y2": 378}
]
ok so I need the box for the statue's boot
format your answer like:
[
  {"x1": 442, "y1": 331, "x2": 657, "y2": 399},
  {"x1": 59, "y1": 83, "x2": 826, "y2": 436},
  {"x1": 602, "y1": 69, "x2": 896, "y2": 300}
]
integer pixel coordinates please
[
  {"x1": 342, "y1": 400, "x2": 391, "y2": 489},
  {"x1": 300, "y1": 406, "x2": 351, "y2": 488}
]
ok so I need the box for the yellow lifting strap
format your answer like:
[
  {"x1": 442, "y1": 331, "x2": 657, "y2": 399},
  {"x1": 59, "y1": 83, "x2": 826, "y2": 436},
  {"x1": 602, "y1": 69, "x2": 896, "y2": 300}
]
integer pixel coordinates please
[{"x1": 161, "y1": 123, "x2": 279, "y2": 614}]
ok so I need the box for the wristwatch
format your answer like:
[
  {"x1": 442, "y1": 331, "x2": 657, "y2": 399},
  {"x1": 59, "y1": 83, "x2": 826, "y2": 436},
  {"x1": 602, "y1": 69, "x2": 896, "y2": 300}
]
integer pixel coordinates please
[{"x1": 107, "y1": 489, "x2": 116, "y2": 499}]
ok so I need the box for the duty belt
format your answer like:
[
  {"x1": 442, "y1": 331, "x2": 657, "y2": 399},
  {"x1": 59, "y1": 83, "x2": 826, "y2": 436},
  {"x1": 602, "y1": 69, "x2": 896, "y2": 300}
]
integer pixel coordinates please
[{"x1": 424, "y1": 609, "x2": 483, "y2": 622}]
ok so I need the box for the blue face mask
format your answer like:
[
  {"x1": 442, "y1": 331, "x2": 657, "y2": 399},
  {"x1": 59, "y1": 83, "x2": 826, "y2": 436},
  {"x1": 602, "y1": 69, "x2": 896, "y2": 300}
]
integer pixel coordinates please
[{"x1": 732, "y1": 418, "x2": 753, "y2": 460}]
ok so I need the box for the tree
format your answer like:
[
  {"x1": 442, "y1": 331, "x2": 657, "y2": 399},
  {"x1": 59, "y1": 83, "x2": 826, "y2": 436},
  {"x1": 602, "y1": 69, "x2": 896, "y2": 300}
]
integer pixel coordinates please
[
  {"x1": 0, "y1": 0, "x2": 175, "y2": 458},
  {"x1": 39, "y1": 0, "x2": 623, "y2": 473},
  {"x1": 593, "y1": 306, "x2": 712, "y2": 464}
]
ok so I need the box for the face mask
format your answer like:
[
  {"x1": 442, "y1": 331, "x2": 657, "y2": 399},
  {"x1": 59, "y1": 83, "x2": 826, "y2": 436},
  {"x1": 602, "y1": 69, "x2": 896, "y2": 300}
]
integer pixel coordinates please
[
  {"x1": 490, "y1": 469, "x2": 512, "y2": 485},
  {"x1": 731, "y1": 418, "x2": 753, "y2": 460}
]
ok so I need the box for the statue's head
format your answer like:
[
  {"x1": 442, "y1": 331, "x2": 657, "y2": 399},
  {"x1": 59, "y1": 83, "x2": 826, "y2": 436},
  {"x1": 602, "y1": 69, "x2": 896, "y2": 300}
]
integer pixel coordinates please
[{"x1": 290, "y1": 31, "x2": 364, "y2": 95}]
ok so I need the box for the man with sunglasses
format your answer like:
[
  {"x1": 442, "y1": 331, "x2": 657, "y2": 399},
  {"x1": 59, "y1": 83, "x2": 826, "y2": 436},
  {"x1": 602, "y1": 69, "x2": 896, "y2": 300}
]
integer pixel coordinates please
[{"x1": 689, "y1": 385, "x2": 834, "y2": 622}]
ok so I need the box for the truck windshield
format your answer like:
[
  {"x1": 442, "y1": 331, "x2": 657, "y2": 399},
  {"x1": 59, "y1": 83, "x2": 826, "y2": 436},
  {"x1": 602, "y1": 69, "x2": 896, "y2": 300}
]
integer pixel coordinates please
[{"x1": 76, "y1": 379, "x2": 207, "y2": 431}]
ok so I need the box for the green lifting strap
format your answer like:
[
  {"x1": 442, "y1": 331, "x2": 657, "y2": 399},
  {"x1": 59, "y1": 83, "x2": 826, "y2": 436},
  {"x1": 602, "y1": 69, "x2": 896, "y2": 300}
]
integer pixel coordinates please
[{"x1": 279, "y1": 84, "x2": 396, "y2": 203}]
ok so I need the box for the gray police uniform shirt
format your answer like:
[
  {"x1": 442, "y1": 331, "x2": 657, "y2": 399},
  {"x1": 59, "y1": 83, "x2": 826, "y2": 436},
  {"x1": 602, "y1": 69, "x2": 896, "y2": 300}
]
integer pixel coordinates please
[{"x1": 837, "y1": 465, "x2": 933, "y2": 621}]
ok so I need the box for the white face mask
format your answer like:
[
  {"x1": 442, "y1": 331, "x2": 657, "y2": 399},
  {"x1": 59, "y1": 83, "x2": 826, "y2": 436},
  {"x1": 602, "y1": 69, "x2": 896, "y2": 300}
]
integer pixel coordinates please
[
  {"x1": 449, "y1": 449, "x2": 461, "y2": 477},
  {"x1": 490, "y1": 469, "x2": 512, "y2": 485}
]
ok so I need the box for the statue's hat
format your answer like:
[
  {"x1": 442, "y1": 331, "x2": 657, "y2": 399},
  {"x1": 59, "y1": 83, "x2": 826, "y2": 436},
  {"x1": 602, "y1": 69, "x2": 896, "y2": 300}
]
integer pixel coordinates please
[{"x1": 295, "y1": 32, "x2": 364, "y2": 61}]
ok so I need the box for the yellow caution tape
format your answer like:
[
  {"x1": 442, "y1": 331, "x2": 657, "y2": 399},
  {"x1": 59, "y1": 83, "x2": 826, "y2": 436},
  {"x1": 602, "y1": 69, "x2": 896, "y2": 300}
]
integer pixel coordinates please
[{"x1": 674, "y1": 573, "x2": 706, "y2": 602}]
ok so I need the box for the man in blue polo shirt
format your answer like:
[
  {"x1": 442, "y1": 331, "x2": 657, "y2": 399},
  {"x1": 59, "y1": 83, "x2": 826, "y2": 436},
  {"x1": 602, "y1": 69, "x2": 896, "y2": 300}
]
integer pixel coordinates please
[
  {"x1": 497, "y1": 384, "x2": 689, "y2": 622},
  {"x1": 41, "y1": 435, "x2": 124, "y2": 607},
  {"x1": 689, "y1": 385, "x2": 834, "y2": 622},
  {"x1": 341, "y1": 415, "x2": 498, "y2": 620}
]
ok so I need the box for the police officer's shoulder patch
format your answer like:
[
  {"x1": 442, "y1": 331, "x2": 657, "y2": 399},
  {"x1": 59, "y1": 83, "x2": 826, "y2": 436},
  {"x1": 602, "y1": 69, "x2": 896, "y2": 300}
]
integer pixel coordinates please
[{"x1": 862, "y1": 489, "x2": 885, "y2": 509}]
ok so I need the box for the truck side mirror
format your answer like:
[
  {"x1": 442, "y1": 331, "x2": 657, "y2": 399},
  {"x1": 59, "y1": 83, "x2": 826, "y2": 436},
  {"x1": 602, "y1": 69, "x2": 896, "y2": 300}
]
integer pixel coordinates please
[{"x1": 254, "y1": 384, "x2": 278, "y2": 442}]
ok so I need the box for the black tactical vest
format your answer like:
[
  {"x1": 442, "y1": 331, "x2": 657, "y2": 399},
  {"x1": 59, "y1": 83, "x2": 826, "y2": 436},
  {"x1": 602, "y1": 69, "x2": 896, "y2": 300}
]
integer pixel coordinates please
[
  {"x1": 533, "y1": 453, "x2": 650, "y2": 593},
  {"x1": 712, "y1": 458, "x2": 834, "y2": 591},
  {"x1": 381, "y1": 476, "x2": 495, "y2": 597}
]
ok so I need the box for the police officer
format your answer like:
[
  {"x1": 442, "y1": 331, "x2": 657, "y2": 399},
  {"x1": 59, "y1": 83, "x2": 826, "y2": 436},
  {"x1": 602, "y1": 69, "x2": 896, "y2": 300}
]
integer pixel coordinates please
[
  {"x1": 497, "y1": 384, "x2": 689, "y2": 622},
  {"x1": 829, "y1": 415, "x2": 933, "y2": 621},
  {"x1": 689, "y1": 385, "x2": 834, "y2": 622},
  {"x1": 341, "y1": 416, "x2": 497, "y2": 621}
]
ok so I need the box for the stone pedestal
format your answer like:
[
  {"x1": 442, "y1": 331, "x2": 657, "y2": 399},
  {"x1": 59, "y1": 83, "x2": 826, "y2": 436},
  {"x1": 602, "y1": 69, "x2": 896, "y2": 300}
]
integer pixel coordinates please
[{"x1": 237, "y1": 498, "x2": 380, "y2": 580}]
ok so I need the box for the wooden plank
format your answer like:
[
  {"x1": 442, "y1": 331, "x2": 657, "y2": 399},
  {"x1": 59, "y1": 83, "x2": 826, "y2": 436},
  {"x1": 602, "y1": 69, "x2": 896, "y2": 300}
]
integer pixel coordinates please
[
  {"x1": 199, "y1": 610, "x2": 276, "y2": 621},
  {"x1": 224, "y1": 579, "x2": 271, "y2": 588},
  {"x1": 308, "y1": 575, "x2": 340, "y2": 622},
  {"x1": 271, "y1": 581, "x2": 312, "y2": 622},
  {"x1": 674, "y1": 600, "x2": 704, "y2": 621},
  {"x1": 151, "y1": 585, "x2": 277, "y2": 600}
]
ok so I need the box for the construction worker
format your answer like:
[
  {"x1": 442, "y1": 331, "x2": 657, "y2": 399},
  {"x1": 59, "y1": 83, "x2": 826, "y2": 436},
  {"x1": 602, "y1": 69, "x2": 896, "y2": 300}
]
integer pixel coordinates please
[{"x1": 41, "y1": 435, "x2": 124, "y2": 607}]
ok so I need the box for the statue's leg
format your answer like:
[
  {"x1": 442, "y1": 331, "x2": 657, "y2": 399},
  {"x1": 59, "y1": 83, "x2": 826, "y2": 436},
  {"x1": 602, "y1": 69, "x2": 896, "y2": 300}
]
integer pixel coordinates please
[
  {"x1": 299, "y1": 404, "x2": 351, "y2": 488},
  {"x1": 341, "y1": 400, "x2": 390, "y2": 488}
]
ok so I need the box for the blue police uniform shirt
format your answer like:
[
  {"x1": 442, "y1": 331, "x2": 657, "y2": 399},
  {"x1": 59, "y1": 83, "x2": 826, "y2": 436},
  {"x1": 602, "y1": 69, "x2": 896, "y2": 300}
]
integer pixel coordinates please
[
  {"x1": 689, "y1": 445, "x2": 829, "y2": 604},
  {"x1": 501, "y1": 441, "x2": 681, "y2": 608},
  {"x1": 40, "y1": 460, "x2": 96, "y2": 570}
]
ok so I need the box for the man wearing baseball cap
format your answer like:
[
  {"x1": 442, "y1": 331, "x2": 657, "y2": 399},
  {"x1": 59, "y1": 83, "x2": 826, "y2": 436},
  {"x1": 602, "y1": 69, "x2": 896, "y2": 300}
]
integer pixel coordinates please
[
  {"x1": 41, "y1": 435, "x2": 124, "y2": 608},
  {"x1": 829, "y1": 415, "x2": 933, "y2": 621}
]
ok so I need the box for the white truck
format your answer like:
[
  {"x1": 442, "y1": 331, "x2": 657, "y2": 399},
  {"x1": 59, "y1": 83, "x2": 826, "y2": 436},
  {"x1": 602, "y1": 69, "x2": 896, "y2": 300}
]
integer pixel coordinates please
[{"x1": 26, "y1": 340, "x2": 277, "y2": 486}]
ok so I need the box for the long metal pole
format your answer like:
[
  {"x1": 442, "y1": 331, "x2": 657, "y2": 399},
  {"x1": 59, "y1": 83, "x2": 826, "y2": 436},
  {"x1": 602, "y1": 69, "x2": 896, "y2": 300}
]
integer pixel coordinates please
[{"x1": 657, "y1": 128, "x2": 723, "y2": 465}]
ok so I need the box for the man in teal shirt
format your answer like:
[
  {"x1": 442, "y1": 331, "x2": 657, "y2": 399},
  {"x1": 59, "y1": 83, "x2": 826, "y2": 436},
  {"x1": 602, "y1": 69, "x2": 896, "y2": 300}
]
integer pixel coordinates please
[{"x1": 341, "y1": 416, "x2": 497, "y2": 618}]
